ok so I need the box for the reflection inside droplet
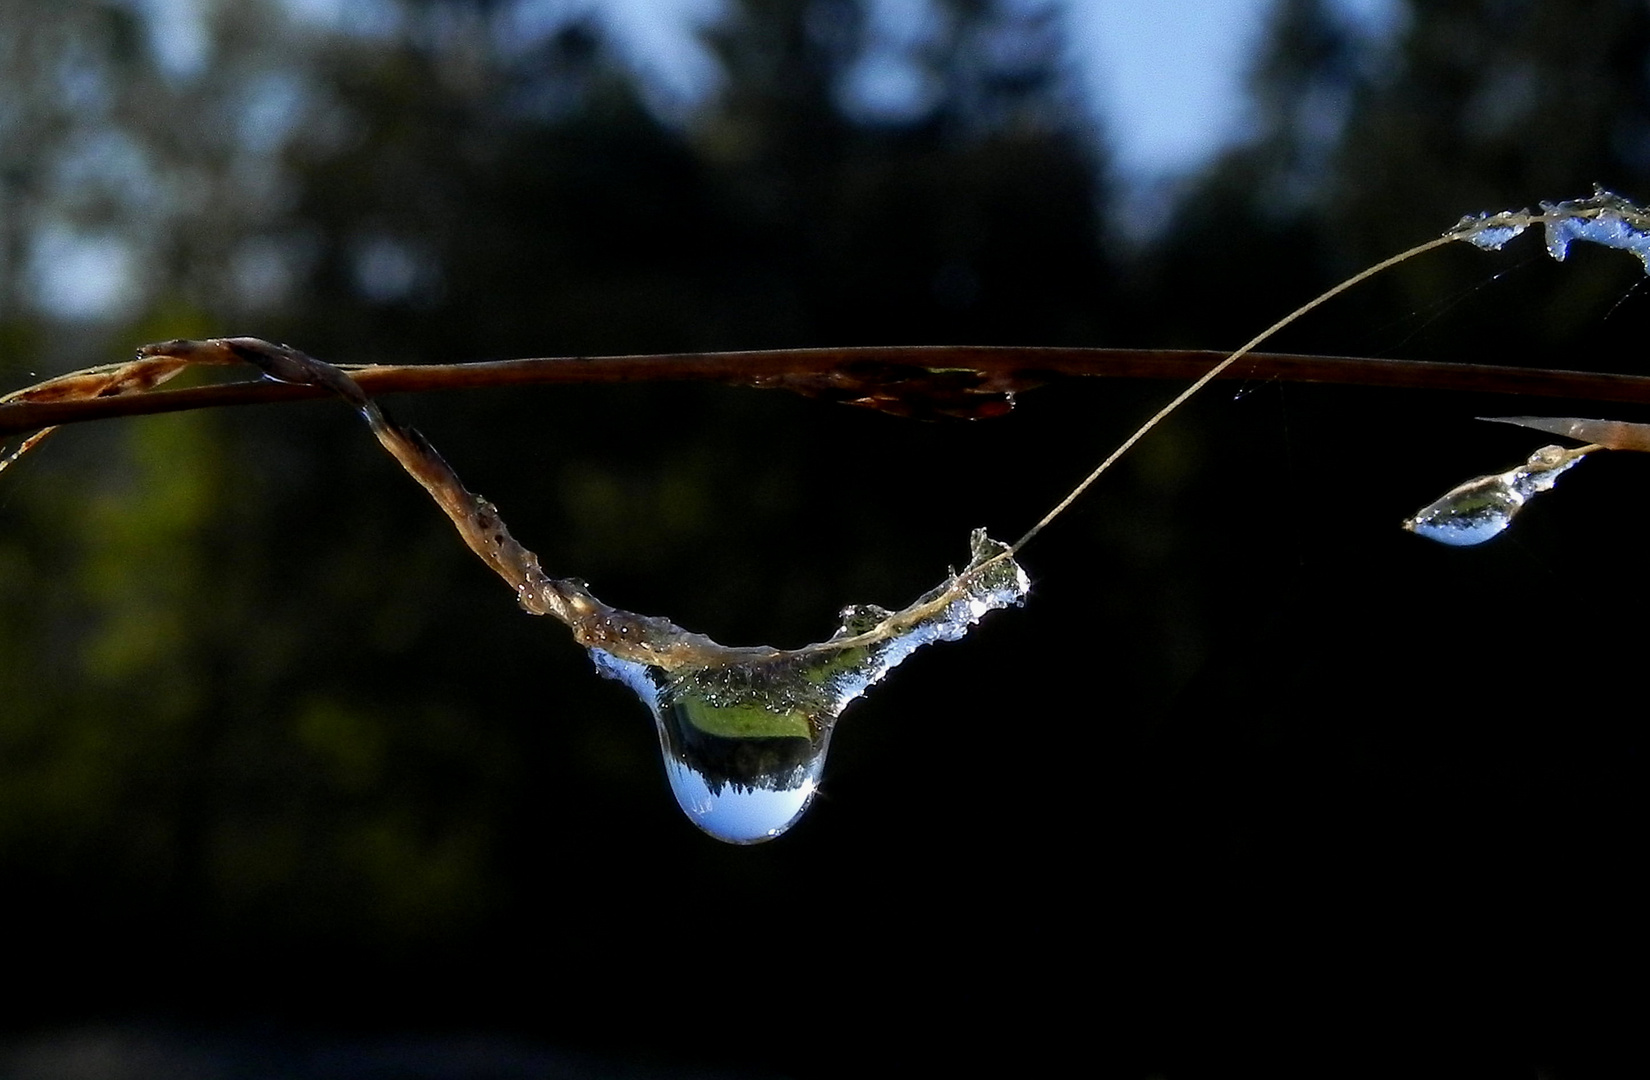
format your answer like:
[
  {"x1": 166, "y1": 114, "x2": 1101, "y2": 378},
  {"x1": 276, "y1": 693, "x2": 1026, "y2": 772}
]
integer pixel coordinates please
[
  {"x1": 1404, "y1": 444, "x2": 1590, "y2": 546},
  {"x1": 1404, "y1": 473, "x2": 1523, "y2": 546},
  {"x1": 589, "y1": 646, "x2": 836, "y2": 843},
  {"x1": 657, "y1": 696, "x2": 829, "y2": 844},
  {"x1": 586, "y1": 529, "x2": 1029, "y2": 843}
]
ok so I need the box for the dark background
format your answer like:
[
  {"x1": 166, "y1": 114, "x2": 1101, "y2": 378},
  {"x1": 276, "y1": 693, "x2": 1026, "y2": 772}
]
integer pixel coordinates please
[{"x1": 1, "y1": 1, "x2": 1646, "y2": 1076}]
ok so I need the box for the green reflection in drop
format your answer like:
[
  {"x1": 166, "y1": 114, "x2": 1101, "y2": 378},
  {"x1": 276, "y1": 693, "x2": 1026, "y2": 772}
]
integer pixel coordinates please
[{"x1": 589, "y1": 530, "x2": 1029, "y2": 843}]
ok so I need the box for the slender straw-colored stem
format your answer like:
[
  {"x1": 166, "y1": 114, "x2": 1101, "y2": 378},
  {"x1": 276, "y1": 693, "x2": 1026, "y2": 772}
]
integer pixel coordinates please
[{"x1": 1009, "y1": 235, "x2": 1456, "y2": 553}]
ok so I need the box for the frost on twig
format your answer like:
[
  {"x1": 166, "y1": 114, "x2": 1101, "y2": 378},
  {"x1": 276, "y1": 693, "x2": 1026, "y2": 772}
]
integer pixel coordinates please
[
  {"x1": 22, "y1": 190, "x2": 1650, "y2": 831},
  {"x1": 130, "y1": 337, "x2": 1030, "y2": 843},
  {"x1": 590, "y1": 530, "x2": 1028, "y2": 843},
  {"x1": 1446, "y1": 185, "x2": 1650, "y2": 270},
  {"x1": 1406, "y1": 190, "x2": 1650, "y2": 546}
]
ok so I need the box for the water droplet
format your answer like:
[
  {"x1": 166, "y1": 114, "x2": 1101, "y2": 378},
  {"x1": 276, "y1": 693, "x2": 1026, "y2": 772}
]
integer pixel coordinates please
[
  {"x1": 1403, "y1": 444, "x2": 1589, "y2": 546},
  {"x1": 588, "y1": 530, "x2": 1029, "y2": 842},
  {"x1": 589, "y1": 650, "x2": 834, "y2": 843},
  {"x1": 1403, "y1": 473, "x2": 1523, "y2": 546}
]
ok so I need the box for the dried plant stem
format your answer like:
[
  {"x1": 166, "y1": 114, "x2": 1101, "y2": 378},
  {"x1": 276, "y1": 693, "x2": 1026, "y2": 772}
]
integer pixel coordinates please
[
  {"x1": 7, "y1": 341, "x2": 1650, "y2": 440},
  {"x1": 1010, "y1": 236, "x2": 1457, "y2": 552},
  {"x1": 122, "y1": 337, "x2": 1033, "y2": 676}
]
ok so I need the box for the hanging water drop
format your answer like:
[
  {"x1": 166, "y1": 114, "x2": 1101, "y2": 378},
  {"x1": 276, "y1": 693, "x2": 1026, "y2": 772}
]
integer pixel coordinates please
[
  {"x1": 590, "y1": 650, "x2": 835, "y2": 843},
  {"x1": 588, "y1": 530, "x2": 1030, "y2": 842},
  {"x1": 1403, "y1": 444, "x2": 1591, "y2": 546}
]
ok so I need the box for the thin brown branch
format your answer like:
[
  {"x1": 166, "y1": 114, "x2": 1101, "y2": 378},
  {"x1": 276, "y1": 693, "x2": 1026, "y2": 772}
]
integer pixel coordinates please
[
  {"x1": 5, "y1": 345, "x2": 1650, "y2": 438},
  {"x1": 159, "y1": 338, "x2": 1025, "y2": 683}
]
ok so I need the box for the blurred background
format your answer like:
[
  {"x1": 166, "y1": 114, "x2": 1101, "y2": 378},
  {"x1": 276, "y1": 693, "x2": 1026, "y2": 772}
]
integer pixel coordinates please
[{"x1": 2, "y1": 0, "x2": 1648, "y2": 1075}]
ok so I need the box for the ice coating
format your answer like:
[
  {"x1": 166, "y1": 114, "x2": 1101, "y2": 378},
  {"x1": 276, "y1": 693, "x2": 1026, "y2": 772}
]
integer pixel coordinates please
[
  {"x1": 588, "y1": 529, "x2": 1030, "y2": 842},
  {"x1": 1448, "y1": 187, "x2": 1650, "y2": 272},
  {"x1": 1423, "y1": 192, "x2": 1650, "y2": 545},
  {"x1": 808, "y1": 529, "x2": 1031, "y2": 708},
  {"x1": 1540, "y1": 189, "x2": 1650, "y2": 270},
  {"x1": 129, "y1": 339, "x2": 1037, "y2": 844},
  {"x1": 1450, "y1": 212, "x2": 1529, "y2": 251},
  {"x1": 1403, "y1": 444, "x2": 1590, "y2": 546}
]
